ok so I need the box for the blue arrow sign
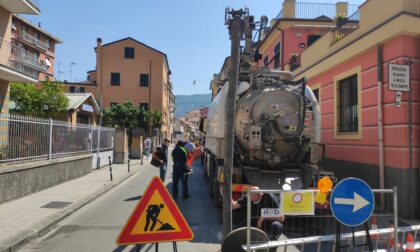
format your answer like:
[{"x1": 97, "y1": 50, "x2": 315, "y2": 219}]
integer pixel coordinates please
[{"x1": 330, "y1": 178, "x2": 374, "y2": 226}]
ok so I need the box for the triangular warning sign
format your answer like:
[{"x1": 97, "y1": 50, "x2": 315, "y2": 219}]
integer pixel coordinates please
[{"x1": 116, "y1": 176, "x2": 194, "y2": 245}]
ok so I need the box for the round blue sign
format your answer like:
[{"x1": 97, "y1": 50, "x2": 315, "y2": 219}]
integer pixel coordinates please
[{"x1": 330, "y1": 178, "x2": 374, "y2": 226}]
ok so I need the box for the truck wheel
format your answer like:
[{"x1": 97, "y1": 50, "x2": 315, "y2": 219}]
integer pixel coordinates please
[
  {"x1": 213, "y1": 178, "x2": 222, "y2": 208},
  {"x1": 302, "y1": 164, "x2": 313, "y2": 188},
  {"x1": 209, "y1": 161, "x2": 215, "y2": 196}
]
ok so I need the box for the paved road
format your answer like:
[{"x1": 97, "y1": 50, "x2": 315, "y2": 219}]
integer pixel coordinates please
[{"x1": 19, "y1": 158, "x2": 223, "y2": 252}]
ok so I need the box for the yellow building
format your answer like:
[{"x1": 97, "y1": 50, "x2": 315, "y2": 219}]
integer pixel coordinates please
[{"x1": 89, "y1": 37, "x2": 173, "y2": 139}]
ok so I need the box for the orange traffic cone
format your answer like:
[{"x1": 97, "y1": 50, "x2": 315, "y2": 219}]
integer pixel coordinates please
[
  {"x1": 388, "y1": 224, "x2": 401, "y2": 249},
  {"x1": 370, "y1": 217, "x2": 378, "y2": 239},
  {"x1": 405, "y1": 233, "x2": 415, "y2": 252}
]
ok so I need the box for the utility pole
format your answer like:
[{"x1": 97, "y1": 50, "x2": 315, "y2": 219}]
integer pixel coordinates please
[
  {"x1": 223, "y1": 8, "x2": 244, "y2": 237},
  {"x1": 148, "y1": 60, "x2": 152, "y2": 137},
  {"x1": 97, "y1": 93, "x2": 103, "y2": 169},
  {"x1": 70, "y1": 62, "x2": 76, "y2": 82}
]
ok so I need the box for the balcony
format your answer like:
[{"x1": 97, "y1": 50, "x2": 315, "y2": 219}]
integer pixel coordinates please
[
  {"x1": 0, "y1": 37, "x2": 44, "y2": 81},
  {"x1": 275, "y1": 1, "x2": 359, "y2": 20},
  {"x1": 330, "y1": 10, "x2": 360, "y2": 45},
  {"x1": 0, "y1": 0, "x2": 40, "y2": 15},
  {"x1": 20, "y1": 32, "x2": 50, "y2": 51}
]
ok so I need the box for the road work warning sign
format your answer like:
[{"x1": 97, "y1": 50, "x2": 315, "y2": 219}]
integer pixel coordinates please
[
  {"x1": 280, "y1": 191, "x2": 314, "y2": 216},
  {"x1": 116, "y1": 177, "x2": 194, "y2": 245}
]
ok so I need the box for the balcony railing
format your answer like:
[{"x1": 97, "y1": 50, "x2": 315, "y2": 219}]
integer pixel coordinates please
[
  {"x1": 0, "y1": 37, "x2": 44, "y2": 79},
  {"x1": 331, "y1": 10, "x2": 360, "y2": 45},
  {"x1": 275, "y1": 2, "x2": 359, "y2": 20},
  {"x1": 20, "y1": 32, "x2": 50, "y2": 51}
]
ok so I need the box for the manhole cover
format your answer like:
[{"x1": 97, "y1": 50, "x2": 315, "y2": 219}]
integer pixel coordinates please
[{"x1": 41, "y1": 201, "x2": 72, "y2": 209}]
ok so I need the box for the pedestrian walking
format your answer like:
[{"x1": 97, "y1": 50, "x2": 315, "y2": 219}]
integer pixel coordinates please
[
  {"x1": 144, "y1": 137, "x2": 152, "y2": 159},
  {"x1": 171, "y1": 141, "x2": 189, "y2": 199},
  {"x1": 152, "y1": 138, "x2": 170, "y2": 182}
]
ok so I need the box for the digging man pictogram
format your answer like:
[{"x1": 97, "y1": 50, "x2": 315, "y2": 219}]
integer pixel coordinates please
[{"x1": 144, "y1": 204, "x2": 175, "y2": 232}]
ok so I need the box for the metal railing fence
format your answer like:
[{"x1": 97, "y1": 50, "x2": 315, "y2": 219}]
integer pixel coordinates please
[
  {"x1": 0, "y1": 113, "x2": 115, "y2": 165},
  {"x1": 0, "y1": 37, "x2": 43, "y2": 79},
  {"x1": 242, "y1": 187, "x2": 414, "y2": 252},
  {"x1": 275, "y1": 2, "x2": 359, "y2": 20},
  {"x1": 331, "y1": 10, "x2": 360, "y2": 45}
]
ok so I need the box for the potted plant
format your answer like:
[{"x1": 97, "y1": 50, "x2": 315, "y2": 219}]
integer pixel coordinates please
[
  {"x1": 334, "y1": 13, "x2": 347, "y2": 28},
  {"x1": 289, "y1": 53, "x2": 299, "y2": 64}
]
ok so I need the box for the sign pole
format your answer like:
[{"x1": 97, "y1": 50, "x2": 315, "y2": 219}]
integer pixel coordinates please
[
  {"x1": 363, "y1": 221, "x2": 373, "y2": 252},
  {"x1": 172, "y1": 242, "x2": 178, "y2": 252},
  {"x1": 335, "y1": 221, "x2": 341, "y2": 252},
  {"x1": 155, "y1": 243, "x2": 158, "y2": 252}
]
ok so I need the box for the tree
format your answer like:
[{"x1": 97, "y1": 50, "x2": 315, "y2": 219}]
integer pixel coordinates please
[
  {"x1": 103, "y1": 103, "x2": 163, "y2": 133},
  {"x1": 10, "y1": 82, "x2": 69, "y2": 118}
]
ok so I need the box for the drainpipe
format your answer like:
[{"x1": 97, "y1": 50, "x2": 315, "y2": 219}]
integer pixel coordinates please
[
  {"x1": 377, "y1": 45, "x2": 385, "y2": 208},
  {"x1": 274, "y1": 26, "x2": 285, "y2": 70},
  {"x1": 408, "y1": 58, "x2": 414, "y2": 219}
]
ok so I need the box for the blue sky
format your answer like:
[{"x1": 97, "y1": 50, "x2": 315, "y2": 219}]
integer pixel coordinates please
[{"x1": 23, "y1": 0, "x2": 365, "y2": 95}]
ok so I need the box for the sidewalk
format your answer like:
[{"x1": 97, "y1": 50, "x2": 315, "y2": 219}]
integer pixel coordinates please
[{"x1": 0, "y1": 159, "x2": 147, "y2": 252}]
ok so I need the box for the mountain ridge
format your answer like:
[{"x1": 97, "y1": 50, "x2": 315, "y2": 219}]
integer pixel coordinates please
[{"x1": 174, "y1": 93, "x2": 212, "y2": 117}]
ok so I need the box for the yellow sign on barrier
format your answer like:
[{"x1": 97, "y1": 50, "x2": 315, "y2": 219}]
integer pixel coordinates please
[{"x1": 280, "y1": 191, "x2": 314, "y2": 216}]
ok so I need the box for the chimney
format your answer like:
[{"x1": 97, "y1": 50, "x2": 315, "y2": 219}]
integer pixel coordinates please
[
  {"x1": 336, "y1": 2, "x2": 348, "y2": 17},
  {"x1": 282, "y1": 0, "x2": 296, "y2": 19},
  {"x1": 96, "y1": 37, "x2": 102, "y2": 48},
  {"x1": 96, "y1": 38, "x2": 102, "y2": 100},
  {"x1": 38, "y1": 22, "x2": 41, "y2": 28}
]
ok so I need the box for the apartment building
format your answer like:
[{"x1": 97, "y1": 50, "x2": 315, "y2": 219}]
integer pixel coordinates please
[
  {"x1": 0, "y1": 0, "x2": 41, "y2": 117},
  {"x1": 291, "y1": 0, "x2": 420, "y2": 218},
  {"x1": 256, "y1": 0, "x2": 358, "y2": 72},
  {"x1": 185, "y1": 109, "x2": 201, "y2": 126},
  {"x1": 11, "y1": 15, "x2": 62, "y2": 81},
  {"x1": 89, "y1": 37, "x2": 173, "y2": 139}
]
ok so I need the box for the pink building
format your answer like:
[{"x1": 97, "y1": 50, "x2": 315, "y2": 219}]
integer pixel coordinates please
[{"x1": 290, "y1": 0, "x2": 419, "y2": 217}]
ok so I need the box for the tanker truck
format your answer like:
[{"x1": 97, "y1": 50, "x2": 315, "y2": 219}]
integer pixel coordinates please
[
  {"x1": 203, "y1": 68, "x2": 333, "y2": 206},
  {"x1": 202, "y1": 10, "x2": 334, "y2": 206}
]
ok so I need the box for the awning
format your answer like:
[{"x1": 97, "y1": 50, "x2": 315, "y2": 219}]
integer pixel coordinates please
[{"x1": 44, "y1": 58, "x2": 51, "y2": 67}]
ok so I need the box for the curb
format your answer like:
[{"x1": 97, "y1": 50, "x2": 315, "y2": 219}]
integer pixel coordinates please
[{"x1": 1, "y1": 165, "x2": 142, "y2": 252}]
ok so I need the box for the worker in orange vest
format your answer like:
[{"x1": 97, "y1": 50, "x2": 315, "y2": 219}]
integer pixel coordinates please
[{"x1": 185, "y1": 137, "x2": 195, "y2": 169}]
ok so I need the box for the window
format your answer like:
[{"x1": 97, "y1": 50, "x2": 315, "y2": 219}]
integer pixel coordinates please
[
  {"x1": 308, "y1": 35, "x2": 321, "y2": 47},
  {"x1": 110, "y1": 102, "x2": 118, "y2": 107},
  {"x1": 263, "y1": 55, "x2": 269, "y2": 67},
  {"x1": 124, "y1": 47, "x2": 135, "y2": 59},
  {"x1": 313, "y1": 88, "x2": 319, "y2": 103},
  {"x1": 274, "y1": 43, "x2": 281, "y2": 68},
  {"x1": 338, "y1": 74, "x2": 358, "y2": 133},
  {"x1": 79, "y1": 87, "x2": 85, "y2": 93},
  {"x1": 111, "y1": 72, "x2": 120, "y2": 86},
  {"x1": 22, "y1": 25, "x2": 28, "y2": 34},
  {"x1": 69, "y1": 86, "x2": 76, "y2": 93},
  {"x1": 44, "y1": 76, "x2": 49, "y2": 82},
  {"x1": 34, "y1": 32, "x2": 40, "y2": 40},
  {"x1": 139, "y1": 103, "x2": 149, "y2": 111},
  {"x1": 139, "y1": 74, "x2": 149, "y2": 87}
]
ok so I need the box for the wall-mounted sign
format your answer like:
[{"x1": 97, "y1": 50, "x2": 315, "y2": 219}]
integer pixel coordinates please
[
  {"x1": 82, "y1": 104, "x2": 94, "y2": 112},
  {"x1": 388, "y1": 64, "x2": 410, "y2": 92}
]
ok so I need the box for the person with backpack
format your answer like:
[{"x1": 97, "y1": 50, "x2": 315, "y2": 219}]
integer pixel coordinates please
[{"x1": 152, "y1": 138, "x2": 170, "y2": 182}]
